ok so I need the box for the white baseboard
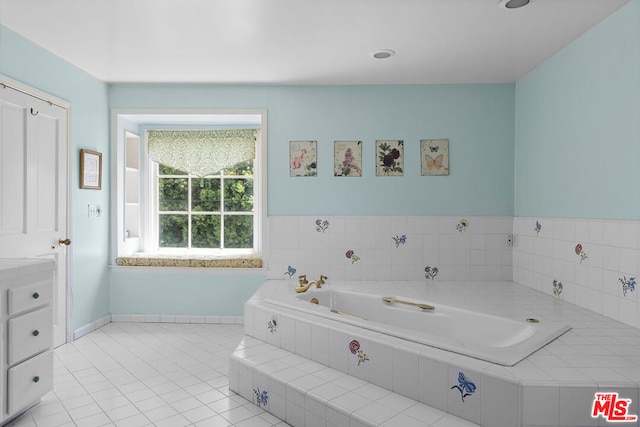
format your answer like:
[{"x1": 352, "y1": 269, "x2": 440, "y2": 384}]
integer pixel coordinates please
[
  {"x1": 72, "y1": 314, "x2": 243, "y2": 341},
  {"x1": 73, "y1": 314, "x2": 112, "y2": 340},
  {"x1": 110, "y1": 314, "x2": 244, "y2": 325},
  {"x1": 73, "y1": 314, "x2": 244, "y2": 341}
]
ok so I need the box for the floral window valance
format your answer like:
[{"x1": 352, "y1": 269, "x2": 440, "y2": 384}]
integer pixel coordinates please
[{"x1": 147, "y1": 129, "x2": 257, "y2": 177}]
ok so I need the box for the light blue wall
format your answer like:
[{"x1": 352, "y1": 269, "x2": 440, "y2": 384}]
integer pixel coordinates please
[
  {"x1": 109, "y1": 83, "x2": 515, "y2": 315},
  {"x1": 514, "y1": 0, "x2": 640, "y2": 219},
  {"x1": 1, "y1": 22, "x2": 519, "y2": 322},
  {"x1": 8, "y1": 0, "x2": 637, "y2": 324},
  {"x1": 110, "y1": 84, "x2": 516, "y2": 216},
  {"x1": 110, "y1": 269, "x2": 261, "y2": 316},
  {"x1": 0, "y1": 26, "x2": 111, "y2": 330}
]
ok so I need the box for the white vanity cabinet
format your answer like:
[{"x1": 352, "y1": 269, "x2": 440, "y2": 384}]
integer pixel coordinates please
[{"x1": 0, "y1": 259, "x2": 55, "y2": 425}]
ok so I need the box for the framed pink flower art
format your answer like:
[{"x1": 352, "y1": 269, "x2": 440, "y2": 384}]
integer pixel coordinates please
[
  {"x1": 289, "y1": 140, "x2": 317, "y2": 177},
  {"x1": 334, "y1": 141, "x2": 362, "y2": 177}
]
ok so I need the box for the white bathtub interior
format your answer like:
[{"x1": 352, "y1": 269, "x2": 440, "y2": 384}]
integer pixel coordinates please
[{"x1": 267, "y1": 287, "x2": 571, "y2": 366}]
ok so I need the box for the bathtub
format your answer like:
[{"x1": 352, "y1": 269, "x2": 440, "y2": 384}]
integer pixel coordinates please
[{"x1": 266, "y1": 287, "x2": 571, "y2": 366}]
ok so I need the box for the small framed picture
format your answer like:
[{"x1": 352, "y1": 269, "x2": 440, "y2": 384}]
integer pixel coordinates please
[
  {"x1": 376, "y1": 140, "x2": 404, "y2": 176},
  {"x1": 421, "y1": 139, "x2": 449, "y2": 176},
  {"x1": 80, "y1": 149, "x2": 102, "y2": 189},
  {"x1": 334, "y1": 141, "x2": 362, "y2": 177},
  {"x1": 289, "y1": 141, "x2": 317, "y2": 177}
]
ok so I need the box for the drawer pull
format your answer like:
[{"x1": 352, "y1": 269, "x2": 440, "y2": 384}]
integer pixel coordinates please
[
  {"x1": 32, "y1": 292, "x2": 40, "y2": 299},
  {"x1": 33, "y1": 376, "x2": 40, "y2": 383},
  {"x1": 32, "y1": 330, "x2": 40, "y2": 337}
]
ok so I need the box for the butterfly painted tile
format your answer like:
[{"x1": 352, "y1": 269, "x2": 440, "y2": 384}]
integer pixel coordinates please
[
  {"x1": 421, "y1": 139, "x2": 449, "y2": 176},
  {"x1": 620, "y1": 276, "x2": 636, "y2": 296},
  {"x1": 284, "y1": 265, "x2": 297, "y2": 278},
  {"x1": 392, "y1": 234, "x2": 407, "y2": 248},
  {"x1": 451, "y1": 371, "x2": 477, "y2": 402}
]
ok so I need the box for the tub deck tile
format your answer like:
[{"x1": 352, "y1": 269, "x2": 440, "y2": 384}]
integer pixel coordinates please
[
  {"x1": 239, "y1": 279, "x2": 640, "y2": 426},
  {"x1": 231, "y1": 337, "x2": 480, "y2": 427}
]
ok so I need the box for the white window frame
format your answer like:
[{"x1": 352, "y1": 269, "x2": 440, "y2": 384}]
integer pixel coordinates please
[
  {"x1": 112, "y1": 109, "x2": 267, "y2": 263},
  {"x1": 147, "y1": 139, "x2": 259, "y2": 256}
]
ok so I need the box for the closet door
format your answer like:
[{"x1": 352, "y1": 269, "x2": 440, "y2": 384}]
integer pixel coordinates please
[{"x1": 0, "y1": 84, "x2": 69, "y2": 347}]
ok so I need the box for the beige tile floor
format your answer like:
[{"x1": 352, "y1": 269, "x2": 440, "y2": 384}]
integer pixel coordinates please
[{"x1": 7, "y1": 322, "x2": 287, "y2": 427}]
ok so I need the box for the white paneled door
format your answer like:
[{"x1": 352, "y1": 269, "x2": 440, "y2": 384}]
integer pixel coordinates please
[{"x1": 0, "y1": 83, "x2": 69, "y2": 347}]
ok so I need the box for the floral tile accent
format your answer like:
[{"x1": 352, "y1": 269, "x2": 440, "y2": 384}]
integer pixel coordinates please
[
  {"x1": 455, "y1": 219, "x2": 469, "y2": 233},
  {"x1": 346, "y1": 250, "x2": 360, "y2": 263},
  {"x1": 267, "y1": 315, "x2": 278, "y2": 334},
  {"x1": 451, "y1": 371, "x2": 476, "y2": 403},
  {"x1": 534, "y1": 221, "x2": 542, "y2": 235},
  {"x1": 425, "y1": 266, "x2": 439, "y2": 280},
  {"x1": 284, "y1": 265, "x2": 296, "y2": 278},
  {"x1": 253, "y1": 387, "x2": 268, "y2": 407},
  {"x1": 620, "y1": 276, "x2": 636, "y2": 296},
  {"x1": 392, "y1": 234, "x2": 407, "y2": 248},
  {"x1": 315, "y1": 219, "x2": 330, "y2": 233},
  {"x1": 553, "y1": 279, "x2": 563, "y2": 298},
  {"x1": 349, "y1": 340, "x2": 369, "y2": 366},
  {"x1": 575, "y1": 244, "x2": 588, "y2": 263}
]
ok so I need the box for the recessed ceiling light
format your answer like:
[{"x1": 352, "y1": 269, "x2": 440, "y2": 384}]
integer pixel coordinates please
[
  {"x1": 498, "y1": 0, "x2": 535, "y2": 9},
  {"x1": 370, "y1": 49, "x2": 396, "y2": 59}
]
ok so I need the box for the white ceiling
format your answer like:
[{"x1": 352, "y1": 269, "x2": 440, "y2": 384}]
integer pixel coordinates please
[{"x1": 0, "y1": 0, "x2": 630, "y2": 84}]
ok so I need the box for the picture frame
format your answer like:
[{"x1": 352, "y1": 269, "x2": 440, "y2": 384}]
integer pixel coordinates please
[
  {"x1": 421, "y1": 139, "x2": 449, "y2": 176},
  {"x1": 334, "y1": 141, "x2": 362, "y2": 177},
  {"x1": 80, "y1": 149, "x2": 102, "y2": 189},
  {"x1": 376, "y1": 140, "x2": 404, "y2": 176},
  {"x1": 289, "y1": 141, "x2": 317, "y2": 177}
]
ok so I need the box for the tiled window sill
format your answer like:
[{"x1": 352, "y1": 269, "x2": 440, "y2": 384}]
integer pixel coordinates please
[{"x1": 115, "y1": 255, "x2": 262, "y2": 268}]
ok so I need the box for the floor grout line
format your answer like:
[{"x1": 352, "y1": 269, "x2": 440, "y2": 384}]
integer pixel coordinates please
[{"x1": 6, "y1": 323, "x2": 289, "y2": 427}]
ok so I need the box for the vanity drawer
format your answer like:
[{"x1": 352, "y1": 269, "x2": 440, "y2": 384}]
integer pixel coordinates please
[
  {"x1": 8, "y1": 307, "x2": 52, "y2": 365},
  {"x1": 8, "y1": 280, "x2": 52, "y2": 315},
  {"x1": 8, "y1": 350, "x2": 53, "y2": 415}
]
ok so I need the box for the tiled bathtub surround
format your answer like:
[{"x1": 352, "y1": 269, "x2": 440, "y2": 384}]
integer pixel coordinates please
[
  {"x1": 267, "y1": 216, "x2": 513, "y2": 282},
  {"x1": 513, "y1": 217, "x2": 640, "y2": 328},
  {"x1": 236, "y1": 279, "x2": 640, "y2": 427}
]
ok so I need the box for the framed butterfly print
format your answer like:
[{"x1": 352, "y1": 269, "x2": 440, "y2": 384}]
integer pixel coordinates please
[{"x1": 421, "y1": 139, "x2": 449, "y2": 176}]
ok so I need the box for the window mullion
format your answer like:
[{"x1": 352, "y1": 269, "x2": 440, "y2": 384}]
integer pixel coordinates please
[
  {"x1": 220, "y1": 174, "x2": 225, "y2": 250},
  {"x1": 187, "y1": 175, "x2": 193, "y2": 249}
]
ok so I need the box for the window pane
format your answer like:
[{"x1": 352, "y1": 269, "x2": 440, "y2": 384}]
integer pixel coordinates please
[
  {"x1": 159, "y1": 163, "x2": 187, "y2": 175},
  {"x1": 224, "y1": 215, "x2": 253, "y2": 248},
  {"x1": 192, "y1": 215, "x2": 221, "y2": 248},
  {"x1": 159, "y1": 178, "x2": 188, "y2": 211},
  {"x1": 225, "y1": 160, "x2": 253, "y2": 176},
  {"x1": 224, "y1": 178, "x2": 253, "y2": 212},
  {"x1": 159, "y1": 214, "x2": 188, "y2": 248},
  {"x1": 191, "y1": 178, "x2": 220, "y2": 212}
]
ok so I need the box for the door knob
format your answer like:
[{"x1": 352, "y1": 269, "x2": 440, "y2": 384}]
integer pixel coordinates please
[{"x1": 58, "y1": 238, "x2": 71, "y2": 246}]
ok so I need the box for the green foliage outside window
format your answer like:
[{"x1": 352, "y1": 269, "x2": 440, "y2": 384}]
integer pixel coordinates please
[{"x1": 157, "y1": 161, "x2": 254, "y2": 249}]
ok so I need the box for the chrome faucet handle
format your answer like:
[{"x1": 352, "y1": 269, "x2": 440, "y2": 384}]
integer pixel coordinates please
[{"x1": 298, "y1": 275, "x2": 308, "y2": 285}]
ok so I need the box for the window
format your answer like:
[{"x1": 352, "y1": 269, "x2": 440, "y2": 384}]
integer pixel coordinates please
[
  {"x1": 153, "y1": 160, "x2": 255, "y2": 253},
  {"x1": 113, "y1": 111, "x2": 266, "y2": 266}
]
